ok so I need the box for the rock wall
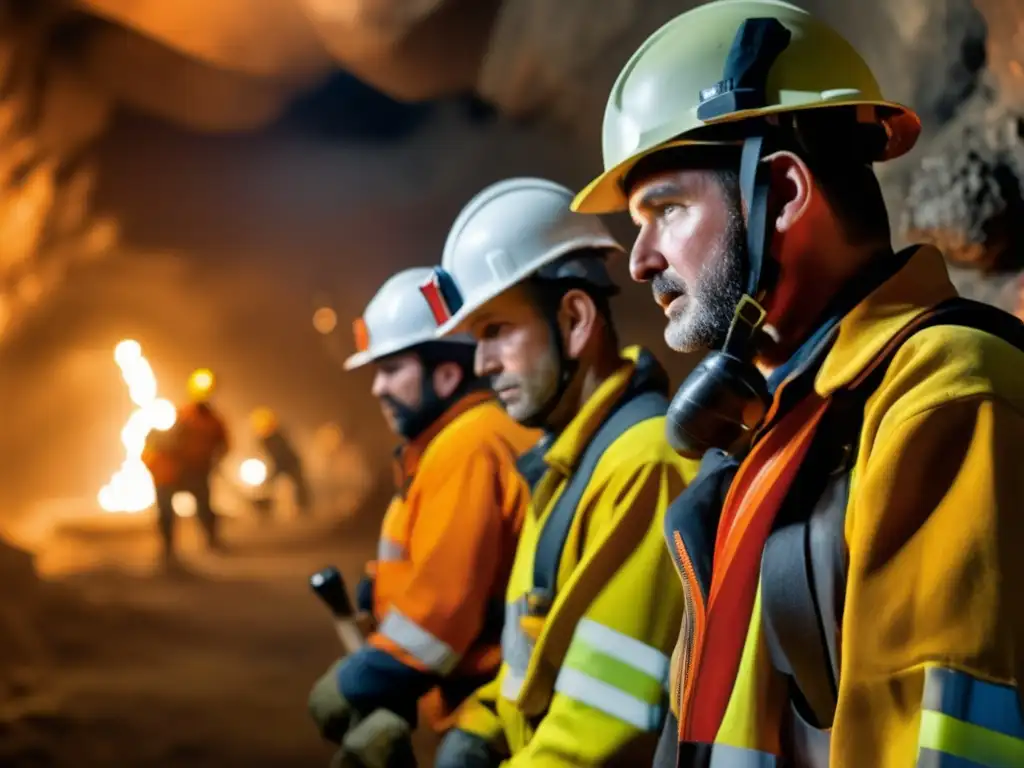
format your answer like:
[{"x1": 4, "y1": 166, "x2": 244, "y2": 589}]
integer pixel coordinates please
[
  {"x1": 0, "y1": 3, "x2": 118, "y2": 344},
  {"x1": 2, "y1": 0, "x2": 1024, "y2": 341}
]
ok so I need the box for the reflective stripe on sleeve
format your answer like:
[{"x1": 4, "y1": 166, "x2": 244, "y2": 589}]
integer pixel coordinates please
[
  {"x1": 917, "y1": 667, "x2": 1024, "y2": 768},
  {"x1": 378, "y1": 608, "x2": 459, "y2": 674},
  {"x1": 708, "y1": 743, "x2": 779, "y2": 767},
  {"x1": 377, "y1": 536, "x2": 406, "y2": 562},
  {"x1": 500, "y1": 667, "x2": 524, "y2": 701},
  {"x1": 553, "y1": 618, "x2": 670, "y2": 731},
  {"x1": 499, "y1": 597, "x2": 533, "y2": 702}
]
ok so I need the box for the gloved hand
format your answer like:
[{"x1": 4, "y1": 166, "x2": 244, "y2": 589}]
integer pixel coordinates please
[
  {"x1": 354, "y1": 610, "x2": 377, "y2": 636},
  {"x1": 331, "y1": 709, "x2": 415, "y2": 768},
  {"x1": 434, "y1": 728, "x2": 504, "y2": 768},
  {"x1": 308, "y1": 659, "x2": 353, "y2": 743}
]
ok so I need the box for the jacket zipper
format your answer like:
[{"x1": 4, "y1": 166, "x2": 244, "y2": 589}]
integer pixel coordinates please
[
  {"x1": 671, "y1": 446, "x2": 781, "y2": 739},
  {"x1": 672, "y1": 530, "x2": 705, "y2": 738}
]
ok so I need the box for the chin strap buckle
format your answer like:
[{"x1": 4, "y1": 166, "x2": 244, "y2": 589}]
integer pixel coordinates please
[{"x1": 723, "y1": 294, "x2": 767, "y2": 358}]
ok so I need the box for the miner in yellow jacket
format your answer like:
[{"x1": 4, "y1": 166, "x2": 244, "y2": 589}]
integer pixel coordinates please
[
  {"x1": 306, "y1": 267, "x2": 539, "y2": 766},
  {"x1": 424, "y1": 177, "x2": 699, "y2": 767},
  {"x1": 572, "y1": 1, "x2": 1024, "y2": 766}
]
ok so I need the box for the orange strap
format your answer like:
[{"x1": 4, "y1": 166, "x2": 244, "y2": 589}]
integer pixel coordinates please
[
  {"x1": 680, "y1": 300, "x2": 1007, "y2": 742},
  {"x1": 685, "y1": 392, "x2": 831, "y2": 742}
]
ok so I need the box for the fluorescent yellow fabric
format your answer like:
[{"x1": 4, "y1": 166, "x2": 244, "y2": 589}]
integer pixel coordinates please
[
  {"x1": 706, "y1": 246, "x2": 1024, "y2": 766},
  {"x1": 456, "y1": 346, "x2": 700, "y2": 766}
]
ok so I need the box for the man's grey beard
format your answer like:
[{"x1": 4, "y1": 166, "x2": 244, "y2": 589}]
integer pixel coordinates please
[{"x1": 665, "y1": 209, "x2": 746, "y2": 353}]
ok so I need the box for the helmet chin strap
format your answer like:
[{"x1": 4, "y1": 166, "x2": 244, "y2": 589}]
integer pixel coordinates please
[
  {"x1": 722, "y1": 133, "x2": 776, "y2": 354},
  {"x1": 520, "y1": 313, "x2": 579, "y2": 432},
  {"x1": 662, "y1": 18, "x2": 796, "y2": 459}
]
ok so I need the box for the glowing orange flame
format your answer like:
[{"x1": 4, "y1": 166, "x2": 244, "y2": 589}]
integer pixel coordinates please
[{"x1": 97, "y1": 340, "x2": 176, "y2": 513}]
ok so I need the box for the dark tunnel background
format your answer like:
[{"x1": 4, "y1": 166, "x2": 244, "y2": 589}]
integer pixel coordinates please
[{"x1": 0, "y1": 71, "x2": 692, "y2": 525}]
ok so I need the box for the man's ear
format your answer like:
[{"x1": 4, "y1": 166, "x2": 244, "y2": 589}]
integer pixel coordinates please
[
  {"x1": 559, "y1": 289, "x2": 600, "y2": 360},
  {"x1": 431, "y1": 361, "x2": 463, "y2": 399},
  {"x1": 765, "y1": 150, "x2": 814, "y2": 235}
]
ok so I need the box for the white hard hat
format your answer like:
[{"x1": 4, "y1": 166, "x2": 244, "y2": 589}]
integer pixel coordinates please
[
  {"x1": 423, "y1": 177, "x2": 624, "y2": 337},
  {"x1": 343, "y1": 267, "x2": 473, "y2": 372}
]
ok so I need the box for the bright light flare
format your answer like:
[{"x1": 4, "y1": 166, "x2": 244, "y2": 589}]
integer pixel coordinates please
[
  {"x1": 239, "y1": 458, "x2": 268, "y2": 487},
  {"x1": 98, "y1": 339, "x2": 177, "y2": 513}
]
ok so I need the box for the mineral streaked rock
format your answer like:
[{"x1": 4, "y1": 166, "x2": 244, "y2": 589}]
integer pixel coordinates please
[
  {"x1": 75, "y1": 0, "x2": 333, "y2": 82},
  {"x1": 81, "y1": 22, "x2": 301, "y2": 133},
  {"x1": 901, "y1": 100, "x2": 1024, "y2": 274},
  {"x1": 973, "y1": 0, "x2": 1024, "y2": 111}
]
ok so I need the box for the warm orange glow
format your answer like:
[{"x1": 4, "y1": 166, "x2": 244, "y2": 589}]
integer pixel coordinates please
[
  {"x1": 98, "y1": 339, "x2": 176, "y2": 513},
  {"x1": 313, "y1": 306, "x2": 338, "y2": 335}
]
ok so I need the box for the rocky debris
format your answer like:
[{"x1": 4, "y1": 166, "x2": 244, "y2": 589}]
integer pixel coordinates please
[
  {"x1": 900, "y1": 104, "x2": 1024, "y2": 272},
  {"x1": 0, "y1": 536, "x2": 63, "y2": 705},
  {"x1": 973, "y1": 0, "x2": 1024, "y2": 111},
  {"x1": 1014, "y1": 274, "x2": 1024, "y2": 320},
  {"x1": 889, "y1": 0, "x2": 1024, "y2": 308}
]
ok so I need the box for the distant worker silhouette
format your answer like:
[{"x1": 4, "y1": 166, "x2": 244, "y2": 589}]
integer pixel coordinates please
[
  {"x1": 142, "y1": 368, "x2": 230, "y2": 568},
  {"x1": 249, "y1": 406, "x2": 312, "y2": 516}
]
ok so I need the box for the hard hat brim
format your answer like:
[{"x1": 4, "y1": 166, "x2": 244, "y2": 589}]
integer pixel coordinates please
[
  {"x1": 572, "y1": 98, "x2": 921, "y2": 214},
  {"x1": 434, "y1": 234, "x2": 625, "y2": 339},
  {"x1": 343, "y1": 332, "x2": 475, "y2": 371}
]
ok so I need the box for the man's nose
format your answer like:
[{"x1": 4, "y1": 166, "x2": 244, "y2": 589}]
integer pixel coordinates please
[
  {"x1": 474, "y1": 342, "x2": 499, "y2": 379},
  {"x1": 629, "y1": 226, "x2": 669, "y2": 283},
  {"x1": 370, "y1": 371, "x2": 388, "y2": 399}
]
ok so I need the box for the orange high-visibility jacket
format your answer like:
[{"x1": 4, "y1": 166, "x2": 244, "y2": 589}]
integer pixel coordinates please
[
  {"x1": 174, "y1": 402, "x2": 229, "y2": 473},
  {"x1": 339, "y1": 390, "x2": 540, "y2": 729},
  {"x1": 142, "y1": 402, "x2": 229, "y2": 487}
]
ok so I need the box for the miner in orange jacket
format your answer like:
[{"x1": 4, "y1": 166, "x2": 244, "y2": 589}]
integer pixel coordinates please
[
  {"x1": 307, "y1": 267, "x2": 540, "y2": 759},
  {"x1": 142, "y1": 367, "x2": 229, "y2": 564}
]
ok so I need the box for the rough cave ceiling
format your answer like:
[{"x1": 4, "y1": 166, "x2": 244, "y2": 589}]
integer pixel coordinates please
[{"x1": 1, "y1": 0, "x2": 1023, "y2": 342}]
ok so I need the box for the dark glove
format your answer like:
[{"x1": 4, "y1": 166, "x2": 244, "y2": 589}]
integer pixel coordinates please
[
  {"x1": 308, "y1": 659, "x2": 353, "y2": 743},
  {"x1": 434, "y1": 728, "x2": 503, "y2": 768},
  {"x1": 355, "y1": 575, "x2": 375, "y2": 614},
  {"x1": 331, "y1": 709, "x2": 415, "y2": 768}
]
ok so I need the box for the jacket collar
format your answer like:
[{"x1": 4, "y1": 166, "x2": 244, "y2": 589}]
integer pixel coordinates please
[
  {"x1": 814, "y1": 245, "x2": 958, "y2": 395},
  {"x1": 543, "y1": 345, "x2": 656, "y2": 476}
]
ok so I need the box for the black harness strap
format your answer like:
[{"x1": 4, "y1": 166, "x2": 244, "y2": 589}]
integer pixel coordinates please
[
  {"x1": 532, "y1": 390, "x2": 669, "y2": 599},
  {"x1": 760, "y1": 297, "x2": 1024, "y2": 731}
]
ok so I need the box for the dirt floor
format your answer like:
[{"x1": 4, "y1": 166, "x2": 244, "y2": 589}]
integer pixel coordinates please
[{"x1": 0, "y1": 500, "x2": 439, "y2": 767}]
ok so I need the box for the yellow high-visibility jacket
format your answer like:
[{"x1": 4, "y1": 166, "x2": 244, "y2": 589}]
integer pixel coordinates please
[
  {"x1": 666, "y1": 246, "x2": 1024, "y2": 767},
  {"x1": 456, "y1": 346, "x2": 700, "y2": 766}
]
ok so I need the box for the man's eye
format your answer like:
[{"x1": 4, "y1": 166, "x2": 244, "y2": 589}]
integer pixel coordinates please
[
  {"x1": 482, "y1": 323, "x2": 505, "y2": 339},
  {"x1": 660, "y1": 203, "x2": 683, "y2": 216}
]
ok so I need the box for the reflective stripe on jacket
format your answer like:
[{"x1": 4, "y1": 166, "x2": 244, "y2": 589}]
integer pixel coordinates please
[
  {"x1": 667, "y1": 246, "x2": 1024, "y2": 767},
  {"x1": 456, "y1": 346, "x2": 701, "y2": 766}
]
